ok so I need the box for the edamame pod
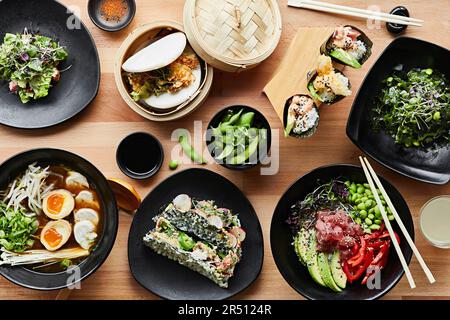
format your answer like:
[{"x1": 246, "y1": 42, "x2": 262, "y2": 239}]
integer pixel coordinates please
[{"x1": 179, "y1": 134, "x2": 206, "y2": 164}]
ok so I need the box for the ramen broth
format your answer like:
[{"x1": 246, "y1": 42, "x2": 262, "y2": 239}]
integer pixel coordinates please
[{"x1": 30, "y1": 165, "x2": 103, "y2": 272}]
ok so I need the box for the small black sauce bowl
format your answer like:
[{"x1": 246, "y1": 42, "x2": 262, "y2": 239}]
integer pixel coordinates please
[
  {"x1": 386, "y1": 6, "x2": 410, "y2": 34},
  {"x1": 88, "y1": 0, "x2": 136, "y2": 32},
  {"x1": 116, "y1": 132, "x2": 164, "y2": 180},
  {"x1": 206, "y1": 105, "x2": 272, "y2": 171}
]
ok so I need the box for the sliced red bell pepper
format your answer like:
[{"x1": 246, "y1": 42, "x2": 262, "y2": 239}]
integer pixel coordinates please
[
  {"x1": 371, "y1": 243, "x2": 390, "y2": 265},
  {"x1": 378, "y1": 231, "x2": 400, "y2": 245},
  {"x1": 363, "y1": 230, "x2": 382, "y2": 240},
  {"x1": 344, "y1": 248, "x2": 374, "y2": 283},
  {"x1": 379, "y1": 246, "x2": 390, "y2": 268},
  {"x1": 366, "y1": 239, "x2": 387, "y2": 249},
  {"x1": 343, "y1": 261, "x2": 353, "y2": 283},
  {"x1": 347, "y1": 237, "x2": 366, "y2": 267},
  {"x1": 361, "y1": 243, "x2": 391, "y2": 285},
  {"x1": 351, "y1": 243, "x2": 359, "y2": 255}
]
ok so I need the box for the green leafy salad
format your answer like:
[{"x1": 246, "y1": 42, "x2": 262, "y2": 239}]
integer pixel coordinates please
[
  {"x1": 0, "y1": 29, "x2": 68, "y2": 103},
  {"x1": 372, "y1": 67, "x2": 449, "y2": 148}
]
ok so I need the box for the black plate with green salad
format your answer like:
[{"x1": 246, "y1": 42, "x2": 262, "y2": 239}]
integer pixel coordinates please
[
  {"x1": 0, "y1": 0, "x2": 100, "y2": 129},
  {"x1": 347, "y1": 37, "x2": 450, "y2": 184}
]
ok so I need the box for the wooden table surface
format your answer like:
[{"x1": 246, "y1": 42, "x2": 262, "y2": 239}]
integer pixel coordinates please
[{"x1": 0, "y1": 0, "x2": 448, "y2": 300}]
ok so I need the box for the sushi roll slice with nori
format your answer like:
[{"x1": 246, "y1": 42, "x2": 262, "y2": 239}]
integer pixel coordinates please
[
  {"x1": 320, "y1": 25, "x2": 373, "y2": 69},
  {"x1": 284, "y1": 94, "x2": 319, "y2": 138},
  {"x1": 307, "y1": 55, "x2": 351, "y2": 105},
  {"x1": 155, "y1": 195, "x2": 245, "y2": 253},
  {"x1": 142, "y1": 195, "x2": 245, "y2": 288},
  {"x1": 143, "y1": 217, "x2": 241, "y2": 288}
]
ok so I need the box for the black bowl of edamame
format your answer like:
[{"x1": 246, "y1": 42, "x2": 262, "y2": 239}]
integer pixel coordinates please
[{"x1": 206, "y1": 105, "x2": 272, "y2": 170}]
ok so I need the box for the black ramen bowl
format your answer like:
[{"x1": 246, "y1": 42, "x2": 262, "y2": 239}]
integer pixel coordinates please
[
  {"x1": 270, "y1": 164, "x2": 414, "y2": 300},
  {"x1": 206, "y1": 105, "x2": 272, "y2": 170},
  {"x1": 346, "y1": 37, "x2": 450, "y2": 184},
  {"x1": 0, "y1": 149, "x2": 118, "y2": 290},
  {"x1": 0, "y1": 0, "x2": 100, "y2": 129}
]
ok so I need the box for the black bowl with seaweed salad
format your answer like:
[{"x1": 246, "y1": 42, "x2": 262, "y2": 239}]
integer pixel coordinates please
[{"x1": 347, "y1": 37, "x2": 450, "y2": 184}]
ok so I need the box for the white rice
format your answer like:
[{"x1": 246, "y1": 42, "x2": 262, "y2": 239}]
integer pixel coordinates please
[
  {"x1": 318, "y1": 90, "x2": 336, "y2": 103},
  {"x1": 348, "y1": 40, "x2": 367, "y2": 61},
  {"x1": 293, "y1": 107, "x2": 319, "y2": 134}
]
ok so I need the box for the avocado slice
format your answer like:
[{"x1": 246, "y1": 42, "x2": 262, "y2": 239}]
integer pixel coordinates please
[
  {"x1": 329, "y1": 48, "x2": 361, "y2": 69},
  {"x1": 305, "y1": 231, "x2": 326, "y2": 287},
  {"x1": 294, "y1": 228, "x2": 310, "y2": 265},
  {"x1": 307, "y1": 82, "x2": 324, "y2": 102},
  {"x1": 330, "y1": 251, "x2": 347, "y2": 289},
  {"x1": 317, "y1": 252, "x2": 342, "y2": 292}
]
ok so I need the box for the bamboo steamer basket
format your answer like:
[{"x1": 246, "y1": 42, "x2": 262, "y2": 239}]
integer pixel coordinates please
[
  {"x1": 115, "y1": 21, "x2": 214, "y2": 122},
  {"x1": 183, "y1": 0, "x2": 282, "y2": 72}
]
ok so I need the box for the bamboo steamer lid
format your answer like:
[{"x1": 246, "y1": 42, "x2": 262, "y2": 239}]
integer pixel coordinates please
[{"x1": 184, "y1": 0, "x2": 282, "y2": 72}]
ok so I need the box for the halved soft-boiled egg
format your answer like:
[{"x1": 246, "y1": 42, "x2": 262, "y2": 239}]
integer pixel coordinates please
[
  {"x1": 43, "y1": 189, "x2": 75, "y2": 220},
  {"x1": 74, "y1": 208, "x2": 99, "y2": 226},
  {"x1": 74, "y1": 220, "x2": 97, "y2": 250},
  {"x1": 40, "y1": 220, "x2": 72, "y2": 251}
]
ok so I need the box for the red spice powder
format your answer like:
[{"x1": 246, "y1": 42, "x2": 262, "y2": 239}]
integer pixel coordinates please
[{"x1": 100, "y1": 0, "x2": 128, "y2": 22}]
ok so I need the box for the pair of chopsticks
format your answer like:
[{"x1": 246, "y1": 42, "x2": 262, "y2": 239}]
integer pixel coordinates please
[
  {"x1": 359, "y1": 156, "x2": 435, "y2": 289},
  {"x1": 288, "y1": 0, "x2": 423, "y2": 27}
]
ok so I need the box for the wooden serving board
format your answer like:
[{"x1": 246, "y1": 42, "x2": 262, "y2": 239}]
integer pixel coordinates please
[
  {"x1": 1, "y1": 0, "x2": 449, "y2": 301},
  {"x1": 263, "y1": 27, "x2": 335, "y2": 122}
]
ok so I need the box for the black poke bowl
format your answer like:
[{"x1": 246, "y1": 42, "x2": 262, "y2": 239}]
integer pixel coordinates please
[
  {"x1": 206, "y1": 105, "x2": 272, "y2": 170},
  {"x1": 0, "y1": 148, "x2": 118, "y2": 290},
  {"x1": 270, "y1": 164, "x2": 414, "y2": 300}
]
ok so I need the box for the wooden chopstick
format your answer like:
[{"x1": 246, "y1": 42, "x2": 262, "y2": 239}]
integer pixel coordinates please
[
  {"x1": 363, "y1": 157, "x2": 436, "y2": 284},
  {"x1": 288, "y1": 0, "x2": 423, "y2": 27},
  {"x1": 358, "y1": 156, "x2": 416, "y2": 289},
  {"x1": 291, "y1": 0, "x2": 423, "y2": 23}
]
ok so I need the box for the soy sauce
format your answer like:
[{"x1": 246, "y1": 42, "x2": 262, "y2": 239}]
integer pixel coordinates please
[{"x1": 116, "y1": 132, "x2": 164, "y2": 179}]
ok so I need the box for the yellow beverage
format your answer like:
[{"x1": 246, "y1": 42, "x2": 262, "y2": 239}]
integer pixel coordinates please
[{"x1": 420, "y1": 196, "x2": 450, "y2": 249}]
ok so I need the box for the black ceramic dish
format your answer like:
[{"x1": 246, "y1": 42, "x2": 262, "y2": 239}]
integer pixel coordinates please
[
  {"x1": 116, "y1": 132, "x2": 164, "y2": 180},
  {"x1": 346, "y1": 37, "x2": 450, "y2": 185},
  {"x1": 387, "y1": 6, "x2": 410, "y2": 34},
  {"x1": 88, "y1": 0, "x2": 136, "y2": 32},
  {"x1": 0, "y1": 0, "x2": 100, "y2": 129},
  {"x1": 128, "y1": 168, "x2": 264, "y2": 300},
  {"x1": 206, "y1": 105, "x2": 272, "y2": 170},
  {"x1": 0, "y1": 149, "x2": 118, "y2": 290},
  {"x1": 270, "y1": 164, "x2": 414, "y2": 300}
]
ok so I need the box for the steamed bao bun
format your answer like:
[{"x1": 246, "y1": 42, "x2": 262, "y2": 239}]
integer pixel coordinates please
[{"x1": 122, "y1": 32, "x2": 202, "y2": 110}]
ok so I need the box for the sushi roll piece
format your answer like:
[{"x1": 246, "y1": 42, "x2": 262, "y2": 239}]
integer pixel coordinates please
[
  {"x1": 143, "y1": 216, "x2": 241, "y2": 288},
  {"x1": 155, "y1": 195, "x2": 245, "y2": 253},
  {"x1": 307, "y1": 55, "x2": 352, "y2": 105},
  {"x1": 284, "y1": 94, "x2": 319, "y2": 138},
  {"x1": 320, "y1": 25, "x2": 373, "y2": 69}
]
